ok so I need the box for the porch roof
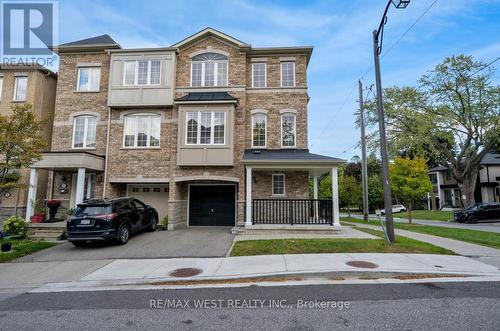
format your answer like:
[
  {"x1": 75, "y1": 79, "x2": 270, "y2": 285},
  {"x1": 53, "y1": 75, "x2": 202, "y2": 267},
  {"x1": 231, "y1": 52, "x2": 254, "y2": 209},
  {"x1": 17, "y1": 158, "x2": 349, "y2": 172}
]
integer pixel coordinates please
[
  {"x1": 242, "y1": 149, "x2": 345, "y2": 165},
  {"x1": 31, "y1": 152, "x2": 105, "y2": 171},
  {"x1": 174, "y1": 92, "x2": 238, "y2": 104}
]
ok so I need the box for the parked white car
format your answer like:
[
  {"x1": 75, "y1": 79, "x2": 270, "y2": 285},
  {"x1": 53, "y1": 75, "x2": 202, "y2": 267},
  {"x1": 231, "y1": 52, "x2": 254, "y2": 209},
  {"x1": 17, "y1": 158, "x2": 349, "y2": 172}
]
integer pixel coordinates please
[{"x1": 380, "y1": 205, "x2": 407, "y2": 215}]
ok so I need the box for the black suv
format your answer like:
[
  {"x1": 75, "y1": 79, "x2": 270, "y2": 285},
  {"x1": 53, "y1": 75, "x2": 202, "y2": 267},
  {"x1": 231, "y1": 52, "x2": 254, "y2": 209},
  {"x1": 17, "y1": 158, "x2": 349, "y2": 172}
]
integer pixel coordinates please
[
  {"x1": 454, "y1": 203, "x2": 500, "y2": 223},
  {"x1": 67, "y1": 197, "x2": 158, "y2": 246}
]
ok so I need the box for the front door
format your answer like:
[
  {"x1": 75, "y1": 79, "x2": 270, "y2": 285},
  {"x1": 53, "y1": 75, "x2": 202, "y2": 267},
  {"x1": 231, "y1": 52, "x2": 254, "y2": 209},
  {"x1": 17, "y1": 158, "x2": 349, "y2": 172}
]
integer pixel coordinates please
[{"x1": 189, "y1": 185, "x2": 235, "y2": 226}]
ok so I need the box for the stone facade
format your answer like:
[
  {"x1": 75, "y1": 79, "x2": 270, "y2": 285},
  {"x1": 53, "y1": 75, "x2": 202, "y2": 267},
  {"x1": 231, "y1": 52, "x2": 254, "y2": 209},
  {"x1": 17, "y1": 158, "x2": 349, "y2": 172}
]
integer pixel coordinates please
[{"x1": 0, "y1": 66, "x2": 57, "y2": 222}]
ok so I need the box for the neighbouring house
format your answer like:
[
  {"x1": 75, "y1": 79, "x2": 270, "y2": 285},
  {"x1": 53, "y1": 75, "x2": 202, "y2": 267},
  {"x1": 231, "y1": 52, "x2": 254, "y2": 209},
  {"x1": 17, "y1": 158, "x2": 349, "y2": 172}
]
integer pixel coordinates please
[
  {"x1": 428, "y1": 153, "x2": 500, "y2": 210},
  {"x1": 25, "y1": 28, "x2": 345, "y2": 229},
  {"x1": 0, "y1": 64, "x2": 57, "y2": 222}
]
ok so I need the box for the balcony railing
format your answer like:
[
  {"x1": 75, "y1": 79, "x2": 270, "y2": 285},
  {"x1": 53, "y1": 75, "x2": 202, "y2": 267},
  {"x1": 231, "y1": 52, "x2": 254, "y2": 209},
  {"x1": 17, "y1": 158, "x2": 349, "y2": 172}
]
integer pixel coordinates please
[{"x1": 252, "y1": 199, "x2": 333, "y2": 225}]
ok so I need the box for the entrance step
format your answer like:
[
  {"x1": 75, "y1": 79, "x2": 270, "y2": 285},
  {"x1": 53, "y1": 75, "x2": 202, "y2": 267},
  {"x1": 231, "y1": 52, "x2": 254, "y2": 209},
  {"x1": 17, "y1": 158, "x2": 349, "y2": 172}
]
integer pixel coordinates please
[{"x1": 27, "y1": 222, "x2": 67, "y2": 241}]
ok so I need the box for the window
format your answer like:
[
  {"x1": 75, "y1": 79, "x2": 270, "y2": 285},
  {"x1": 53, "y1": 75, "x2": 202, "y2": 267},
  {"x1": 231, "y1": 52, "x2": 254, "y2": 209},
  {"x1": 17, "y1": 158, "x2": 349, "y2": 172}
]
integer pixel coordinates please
[
  {"x1": 272, "y1": 174, "x2": 285, "y2": 196},
  {"x1": 123, "y1": 114, "x2": 161, "y2": 148},
  {"x1": 281, "y1": 113, "x2": 296, "y2": 147},
  {"x1": 132, "y1": 199, "x2": 146, "y2": 210},
  {"x1": 72, "y1": 116, "x2": 96, "y2": 149},
  {"x1": 252, "y1": 113, "x2": 266, "y2": 147},
  {"x1": 191, "y1": 53, "x2": 228, "y2": 87},
  {"x1": 131, "y1": 187, "x2": 139, "y2": 193},
  {"x1": 280, "y1": 62, "x2": 295, "y2": 87},
  {"x1": 77, "y1": 67, "x2": 101, "y2": 92},
  {"x1": 0, "y1": 76, "x2": 3, "y2": 100},
  {"x1": 444, "y1": 171, "x2": 452, "y2": 181},
  {"x1": 123, "y1": 60, "x2": 161, "y2": 86},
  {"x1": 252, "y1": 62, "x2": 266, "y2": 88},
  {"x1": 185, "y1": 111, "x2": 226, "y2": 145},
  {"x1": 13, "y1": 76, "x2": 28, "y2": 101}
]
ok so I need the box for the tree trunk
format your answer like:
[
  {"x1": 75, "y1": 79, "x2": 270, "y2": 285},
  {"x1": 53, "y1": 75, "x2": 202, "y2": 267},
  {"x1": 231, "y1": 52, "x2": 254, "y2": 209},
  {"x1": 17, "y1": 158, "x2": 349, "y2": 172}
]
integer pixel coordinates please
[
  {"x1": 408, "y1": 201, "x2": 412, "y2": 224},
  {"x1": 347, "y1": 203, "x2": 351, "y2": 217},
  {"x1": 457, "y1": 170, "x2": 478, "y2": 208}
]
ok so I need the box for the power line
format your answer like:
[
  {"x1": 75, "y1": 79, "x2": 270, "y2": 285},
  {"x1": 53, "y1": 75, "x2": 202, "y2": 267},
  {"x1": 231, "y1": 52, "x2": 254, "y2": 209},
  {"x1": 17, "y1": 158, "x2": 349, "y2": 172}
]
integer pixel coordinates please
[
  {"x1": 335, "y1": 141, "x2": 359, "y2": 158},
  {"x1": 469, "y1": 56, "x2": 500, "y2": 78}
]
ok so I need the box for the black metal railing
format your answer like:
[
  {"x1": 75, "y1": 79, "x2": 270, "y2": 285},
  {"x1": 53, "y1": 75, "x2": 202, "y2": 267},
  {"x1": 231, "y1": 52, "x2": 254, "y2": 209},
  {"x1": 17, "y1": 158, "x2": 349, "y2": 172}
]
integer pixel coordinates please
[{"x1": 252, "y1": 199, "x2": 333, "y2": 225}]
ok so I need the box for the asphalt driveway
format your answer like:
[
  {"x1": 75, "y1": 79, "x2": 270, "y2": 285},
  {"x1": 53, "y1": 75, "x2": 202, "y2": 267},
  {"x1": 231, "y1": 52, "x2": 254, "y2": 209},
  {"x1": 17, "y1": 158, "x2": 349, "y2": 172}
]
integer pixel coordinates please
[{"x1": 16, "y1": 227, "x2": 235, "y2": 262}]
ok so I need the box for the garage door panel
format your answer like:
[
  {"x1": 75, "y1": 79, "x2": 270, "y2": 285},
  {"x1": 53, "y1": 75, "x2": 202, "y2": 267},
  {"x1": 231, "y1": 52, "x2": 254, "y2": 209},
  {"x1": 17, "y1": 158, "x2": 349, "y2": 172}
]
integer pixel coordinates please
[
  {"x1": 127, "y1": 185, "x2": 169, "y2": 222},
  {"x1": 189, "y1": 186, "x2": 235, "y2": 226}
]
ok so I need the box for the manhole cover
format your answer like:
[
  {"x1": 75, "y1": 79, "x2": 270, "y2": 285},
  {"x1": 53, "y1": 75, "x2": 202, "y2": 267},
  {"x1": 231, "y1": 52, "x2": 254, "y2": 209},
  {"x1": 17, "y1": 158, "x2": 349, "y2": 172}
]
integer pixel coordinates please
[
  {"x1": 169, "y1": 268, "x2": 203, "y2": 278},
  {"x1": 346, "y1": 261, "x2": 379, "y2": 269}
]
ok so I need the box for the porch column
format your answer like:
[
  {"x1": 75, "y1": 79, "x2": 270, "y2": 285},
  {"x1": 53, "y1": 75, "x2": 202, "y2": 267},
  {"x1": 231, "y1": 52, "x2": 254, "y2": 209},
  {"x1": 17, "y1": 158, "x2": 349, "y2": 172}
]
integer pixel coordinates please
[
  {"x1": 331, "y1": 167, "x2": 340, "y2": 226},
  {"x1": 25, "y1": 168, "x2": 39, "y2": 222},
  {"x1": 313, "y1": 176, "x2": 319, "y2": 220},
  {"x1": 75, "y1": 168, "x2": 86, "y2": 206},
  {"x1": 245, "y1": 166, "x2": 252, "y2": 226}
]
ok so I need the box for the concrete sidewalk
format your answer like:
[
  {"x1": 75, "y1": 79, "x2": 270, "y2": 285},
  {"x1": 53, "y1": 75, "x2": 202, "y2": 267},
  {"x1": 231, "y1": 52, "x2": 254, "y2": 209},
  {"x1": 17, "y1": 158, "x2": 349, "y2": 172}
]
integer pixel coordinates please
[{"x1": 27, "y1": 253, "x2": 500, "y2": 292}]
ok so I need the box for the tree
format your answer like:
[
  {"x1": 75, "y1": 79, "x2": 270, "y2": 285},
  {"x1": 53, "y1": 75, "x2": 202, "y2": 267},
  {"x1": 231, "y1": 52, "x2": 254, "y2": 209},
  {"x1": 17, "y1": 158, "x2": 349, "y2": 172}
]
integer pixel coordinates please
[
  {"x1": 363, "y1": 55, "x2": 500, "y2": 207},
  {"x1": 339, "y1": 175, "x2": 362, "y2": 216},
  {"x1": 0, "y1": 104, "x2": 47, "y2": 204},
  {"x1": 389, "y1": 157, "x2": 433, "y2": 223},
  {"x1": 368, "y1": 174, "x2": 384, "y2": 212}
]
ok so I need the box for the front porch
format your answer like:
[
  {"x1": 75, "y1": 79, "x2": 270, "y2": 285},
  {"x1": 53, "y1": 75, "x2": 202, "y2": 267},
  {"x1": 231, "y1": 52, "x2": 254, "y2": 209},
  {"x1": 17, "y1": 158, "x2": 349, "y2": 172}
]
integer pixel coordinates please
[{"x1": 243, "y1": 149, "x2": 345, "y2": 228}]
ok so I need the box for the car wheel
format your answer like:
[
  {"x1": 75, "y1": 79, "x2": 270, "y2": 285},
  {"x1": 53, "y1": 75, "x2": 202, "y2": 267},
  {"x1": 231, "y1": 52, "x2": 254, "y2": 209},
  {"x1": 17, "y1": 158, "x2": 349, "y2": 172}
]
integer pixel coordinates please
[
  {"x1": 117, "y1": 225, "x2": 130, "y2": 245},
  {"x1": 71, "y1": 241, "x2": 87, "y2": 247},
  {"x1": 147, "y1": 216, "x2": 158, "y2": 232},
  {"x1": 467, "y1": 216, "x2": 479, "y2": 224}
]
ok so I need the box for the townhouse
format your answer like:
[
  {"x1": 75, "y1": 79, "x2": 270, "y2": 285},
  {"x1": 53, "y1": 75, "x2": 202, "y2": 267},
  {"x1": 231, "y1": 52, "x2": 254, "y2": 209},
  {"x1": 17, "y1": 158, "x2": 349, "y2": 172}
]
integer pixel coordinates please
[
  {"x1": 429, "y1": 153, "x2": 500, "y2": 210},
  {"x1": 27, "y1": 28, "x2": 344, "y2": 229},
  {"x1": 0, "y1": 65, "x2": 57, "y2": 222}
]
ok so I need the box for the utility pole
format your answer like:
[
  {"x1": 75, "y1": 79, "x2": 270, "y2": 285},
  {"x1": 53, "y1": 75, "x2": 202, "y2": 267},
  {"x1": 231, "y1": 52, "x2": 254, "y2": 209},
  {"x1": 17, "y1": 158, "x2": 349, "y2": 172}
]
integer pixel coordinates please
[
  {"x1": 358, "y1": 80, "x2": 369, "y2": 222},
  {"x1": 373, "y1": 30, "x2": 395, "y2": 243}
]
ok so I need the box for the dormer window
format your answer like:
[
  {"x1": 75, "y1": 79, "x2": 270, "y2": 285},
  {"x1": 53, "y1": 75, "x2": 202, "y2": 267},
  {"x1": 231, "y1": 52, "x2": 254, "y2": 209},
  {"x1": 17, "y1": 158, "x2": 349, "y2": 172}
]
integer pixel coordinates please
[{"x1": 191, "y1": 53, "x2": 228, "y2": 87}]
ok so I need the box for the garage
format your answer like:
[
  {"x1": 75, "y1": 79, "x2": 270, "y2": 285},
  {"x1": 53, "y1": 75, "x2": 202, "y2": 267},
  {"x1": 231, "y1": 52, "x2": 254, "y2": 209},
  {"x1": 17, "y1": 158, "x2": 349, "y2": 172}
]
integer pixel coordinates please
[
  {"x1": 189, "y1": 185, "x2": 236, "y2": 226},
  {"x1": 127, "y1": 184, "x2": 169, "y2": 222}
]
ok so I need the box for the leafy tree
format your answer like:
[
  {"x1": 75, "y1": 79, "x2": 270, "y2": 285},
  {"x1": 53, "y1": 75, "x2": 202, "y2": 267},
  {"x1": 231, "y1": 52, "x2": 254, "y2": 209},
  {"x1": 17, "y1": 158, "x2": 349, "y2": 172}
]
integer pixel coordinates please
[
  {"x1": 0, "y1": 104, "x2": 47, "y2": 204},
  {"x1": 389, "y1": 157, "x2": 433, "y2": 223},
  {"x1": 363, "y1": 55, "x2": 500, "y2": 207},
  {"x1": 368, "y1": 174, "x2": 384, "y2": 211},
  {"x1": 339, "y1": 175, "x2": 362, "y2": 216}
]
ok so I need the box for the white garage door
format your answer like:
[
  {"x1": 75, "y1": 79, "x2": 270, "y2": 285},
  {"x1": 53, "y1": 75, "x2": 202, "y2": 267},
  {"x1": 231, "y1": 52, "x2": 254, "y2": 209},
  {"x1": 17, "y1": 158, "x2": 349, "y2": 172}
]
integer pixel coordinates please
[{"x1": 127, "y1": 185, "x2": 169, "y2": 222}]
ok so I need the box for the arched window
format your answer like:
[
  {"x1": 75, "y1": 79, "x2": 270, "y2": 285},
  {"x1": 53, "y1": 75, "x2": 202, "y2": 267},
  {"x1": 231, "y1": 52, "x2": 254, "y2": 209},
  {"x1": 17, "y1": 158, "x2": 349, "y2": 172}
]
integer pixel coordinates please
[
  {"x1": 252, "y1": 113, "x2": 267, "y2": 148},
  {"x1": 123, "y1": 113, "x2": 161, "y2": 148},
  {"x1": 72, "y1": 115, "x2": 96, "y2": 149},
  {"x1": 191, "y1": 52, "x2": 228, "y2": 87},
  {"x1": 281, "y1": 112, "x2": 296, "y2": 148}
]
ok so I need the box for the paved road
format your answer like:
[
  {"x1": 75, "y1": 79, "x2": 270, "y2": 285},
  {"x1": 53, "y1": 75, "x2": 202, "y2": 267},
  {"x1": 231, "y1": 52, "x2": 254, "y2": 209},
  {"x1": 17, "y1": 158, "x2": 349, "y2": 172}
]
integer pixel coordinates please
[
  {"x1": 0, "y1": 282, "x2": 499, "y2": 330},
  {"x1": 345, "y1": 213, "x2": 500, "y2": 233},
  {"x1": 16, "y1": 227, "x2": 234, "y2": 262}
]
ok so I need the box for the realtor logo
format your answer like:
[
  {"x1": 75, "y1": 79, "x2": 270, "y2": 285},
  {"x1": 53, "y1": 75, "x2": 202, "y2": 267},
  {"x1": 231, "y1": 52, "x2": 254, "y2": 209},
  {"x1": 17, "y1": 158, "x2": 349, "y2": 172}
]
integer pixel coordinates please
[{"x1": 1, "y1": 0, "x2": 58, "y2": 56}]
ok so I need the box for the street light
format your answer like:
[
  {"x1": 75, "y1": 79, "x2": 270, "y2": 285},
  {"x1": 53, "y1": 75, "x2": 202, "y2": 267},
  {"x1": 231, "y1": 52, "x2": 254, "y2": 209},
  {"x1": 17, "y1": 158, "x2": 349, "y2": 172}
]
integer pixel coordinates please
[{"x1": 373, "y1": 0, "x2": 410, "y2": 243}]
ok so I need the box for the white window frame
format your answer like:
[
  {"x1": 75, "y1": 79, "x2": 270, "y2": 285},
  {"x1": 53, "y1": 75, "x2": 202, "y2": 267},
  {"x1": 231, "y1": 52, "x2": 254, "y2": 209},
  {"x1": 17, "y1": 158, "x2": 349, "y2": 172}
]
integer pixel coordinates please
[
  {"x1": 251, "y1": 113, "x2": 267, "y2": 148},
  {"x1": 13, "y1": 76, "x2": 28, "y2": 101},
  {"x1": 190, "y1": 55, "x2": 228, "y2": 87},
  {"x1": 72, "y1": 115, "x2": 97, "y2": 149},
  {"x1": 76, "y1": 67, "x2": 101, "y2": 92},
  {"x1": 0, "y1": 76, "x2": 3, "y2": 100},
  {"x1": 281, "y1": 112, "x2": 297, "y2": 148},
  {"x1": 272, "y1": 173, "x2": 286, "y2": 196},
  {"x1": 280, "y1": 61, "x2": 296, "y2": 87},
  {"x1": 122, "y1": 113, "x2": 161, "y2": 148},
  {"x1": 252, "y1": 62, "x2": 267, "y2": 88},
  {"x1": 122, "y1": 60, "x2": 162, "y2": 86},
  {"x1": 184, "y1": 111, "x2": 226, "y2": 145}
]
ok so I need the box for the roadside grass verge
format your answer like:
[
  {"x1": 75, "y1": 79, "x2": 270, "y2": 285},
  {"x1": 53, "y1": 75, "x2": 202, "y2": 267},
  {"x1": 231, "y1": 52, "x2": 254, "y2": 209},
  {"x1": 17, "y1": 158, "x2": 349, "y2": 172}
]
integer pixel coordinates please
[
  {"x1": 343, "y1": 217, "x2": 500, "y2": 250},
  {"x1": 0, "y1": 239, "x2": 57, "y2": 263},
  {"x1": 230, "y1": 235, "x2": 454, "y2": 257},
  {"x1": 395, "y1": 210, "x2": 453, "y2": 222}
]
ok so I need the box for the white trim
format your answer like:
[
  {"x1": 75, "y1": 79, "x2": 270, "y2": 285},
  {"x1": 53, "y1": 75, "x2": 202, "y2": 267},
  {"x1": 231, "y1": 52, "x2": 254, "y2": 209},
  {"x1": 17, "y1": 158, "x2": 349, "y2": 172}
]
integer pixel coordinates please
[
  {"x1": 280, "y1": 112, "x2": 297, "y2": 148},
  {"x1": 250, "y1": 109, "x2": 268, "y2": 115},
  {"x1": 122, "y1": 113, "x2": 162, "y2": 148},
  {"x1": 184, "y1": 111, "x2": 226, "y2": 146},
  {"x1": 76, "y1": 67, "x2": 101, "y2": 92},
  {"x1": 187, "y1": 183, "x2": 237, "y2": 228},
  {"x1": 189, "y1": 49, "x2": 230, "y2": 58},
  {"x1": 331, "y1": 167, "x2": 340, "y2": 226},
  {"x1": 71, "y1": 115, "x2": 97, "y2": 149},
  {"x1": 122, "y1": 59, "x2": 162, "y2": 86},
  {"x1": 251, "y1": 62, "x2": 267, "y2": 88},
  {"x1": 251, "y1": 113, "x2": 267, "y2": 148},
  {"x1": 245, "y1": 167, "x2": 252, "y2": 226},
  {"x1": 280, "y1": 56, "x2": 297, "y2": 61},
  {"x1": 272, "y1": 173, "x2": 286, "y2": 196},
  {"x1": 13, "y1": 75, "x2": 28, "y2": 101},
  {"x1": 250, "y1": 57, "x2": 268, "y2": 62},
  {"x1": 0, "y1": 76, "x2": 3, "y2": 101},
  {"x1": 279, "y1": 109, "x2": 297, "y2": 114},
  {"x1": 280, "y1": 61, "x2": 296, "y2": 87}
]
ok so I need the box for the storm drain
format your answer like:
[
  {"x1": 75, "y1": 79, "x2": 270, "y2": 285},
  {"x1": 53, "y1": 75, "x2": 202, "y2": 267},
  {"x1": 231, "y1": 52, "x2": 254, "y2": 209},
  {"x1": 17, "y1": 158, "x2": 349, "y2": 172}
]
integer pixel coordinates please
[
  {"x1": 169, "y1": 268, "x2": 203, "y2": 278},
  {"x1": 346, "y1": 261, "x2": 379, "y2": 269}
]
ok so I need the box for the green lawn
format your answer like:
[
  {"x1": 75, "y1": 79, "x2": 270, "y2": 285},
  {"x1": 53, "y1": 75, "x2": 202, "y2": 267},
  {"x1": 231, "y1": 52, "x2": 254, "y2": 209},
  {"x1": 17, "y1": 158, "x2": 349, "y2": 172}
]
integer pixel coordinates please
[
  {"x1": 342, "y1": 217, "x2": 500, "y2": 250},
  {"x1": 395, "y1": 210, "x2": 453, "y2": 221},
  {"x1": 230, "y1": 235, "x2": 454, "y2": 257},
  {"x1": 0, "y1": 239, "x2": 57, "y2": 263}
]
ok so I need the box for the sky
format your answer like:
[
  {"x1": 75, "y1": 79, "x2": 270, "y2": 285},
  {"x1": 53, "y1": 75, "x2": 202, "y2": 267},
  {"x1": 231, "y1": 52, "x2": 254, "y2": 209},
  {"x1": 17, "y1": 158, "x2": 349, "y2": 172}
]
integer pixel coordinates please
[{"x1": 53, "y1": 0, "x2": 500, "y2": 160}]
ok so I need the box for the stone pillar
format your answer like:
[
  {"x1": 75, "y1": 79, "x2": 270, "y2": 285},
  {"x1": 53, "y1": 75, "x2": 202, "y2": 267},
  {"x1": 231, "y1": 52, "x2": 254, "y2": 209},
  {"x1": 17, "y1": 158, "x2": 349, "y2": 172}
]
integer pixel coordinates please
[
  {"x1": 25, "y1": 168, "x2": 39, "y2": 222},
  {"x1": 75, "y1": 168, "x2": 86, "y2": 206},
  {"x1": 245, "y1": 166, "x2": 252, "y2": 227},
  {"x1": 331, "y1": 167, "x2": 340, "y2": 226},
  {"x1": 313, "y1": 175, "x2": 319, "y2": 220}
]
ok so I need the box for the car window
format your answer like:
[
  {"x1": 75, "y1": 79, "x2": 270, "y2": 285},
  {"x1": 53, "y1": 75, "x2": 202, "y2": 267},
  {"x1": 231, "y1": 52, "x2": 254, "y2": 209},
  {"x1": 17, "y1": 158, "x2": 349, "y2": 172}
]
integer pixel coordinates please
[
  {"x1": 132, "y1": 200, "x2": 145, "y2": 210},
  {"x1": 75, "y1": 205, "x2": 111, "y2": 216},
  {"x1": 119, "y1": 201, "x2": 135, "y2": 211}
]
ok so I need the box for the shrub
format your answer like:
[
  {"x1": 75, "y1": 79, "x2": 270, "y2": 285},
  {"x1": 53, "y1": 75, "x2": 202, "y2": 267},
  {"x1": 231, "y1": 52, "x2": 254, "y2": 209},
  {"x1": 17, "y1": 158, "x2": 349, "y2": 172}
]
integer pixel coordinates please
[{"x1": 3, "y1": 215, "x2": 27, "y2": 238}]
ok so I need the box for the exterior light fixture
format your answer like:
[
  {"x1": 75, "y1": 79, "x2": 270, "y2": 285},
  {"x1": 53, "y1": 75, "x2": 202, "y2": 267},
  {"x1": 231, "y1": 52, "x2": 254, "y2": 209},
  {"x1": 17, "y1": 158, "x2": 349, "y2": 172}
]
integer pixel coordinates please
[{"x1": 391, "y1": 0, "x2": 410, "y2": 9}]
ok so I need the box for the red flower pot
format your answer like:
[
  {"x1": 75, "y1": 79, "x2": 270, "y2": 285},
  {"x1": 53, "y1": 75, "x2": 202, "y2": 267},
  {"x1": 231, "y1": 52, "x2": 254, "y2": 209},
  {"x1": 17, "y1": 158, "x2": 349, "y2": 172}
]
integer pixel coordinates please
[{"x1": 30, "y1": 214, "x2": 45, "y2": 223}]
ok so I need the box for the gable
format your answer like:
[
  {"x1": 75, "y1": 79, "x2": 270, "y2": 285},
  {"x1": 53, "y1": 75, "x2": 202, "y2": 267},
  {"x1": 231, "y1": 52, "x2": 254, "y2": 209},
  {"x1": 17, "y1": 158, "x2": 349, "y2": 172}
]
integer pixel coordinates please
[{"x1": 172, "y1": 28, "x2": 250, "y2": 50}]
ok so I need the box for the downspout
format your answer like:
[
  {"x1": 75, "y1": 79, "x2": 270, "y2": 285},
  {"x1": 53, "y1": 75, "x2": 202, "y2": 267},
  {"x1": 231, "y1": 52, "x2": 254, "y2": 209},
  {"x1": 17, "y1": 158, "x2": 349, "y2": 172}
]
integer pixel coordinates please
[{"x1": 102, "y1": 107, "x2": 111, "y2": 199}]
